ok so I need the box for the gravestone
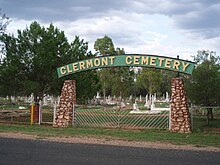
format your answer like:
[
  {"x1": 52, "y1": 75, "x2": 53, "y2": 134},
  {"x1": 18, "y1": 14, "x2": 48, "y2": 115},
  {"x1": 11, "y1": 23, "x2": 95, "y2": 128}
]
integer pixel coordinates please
[
  {"x1": 133, "y1": 101, "x2": 139, "y2": 111},
  {"x1": 165, "y1": 92, "x2": 169, "y2": 102},
  {"x1": 154, "y1": 93, "x2": 157, "y2": 101},
  {"x1": 150, "y1": 94, "x2": 155, "y2": 109},
  {"x1": 129, "y1": 95, "x2": 132, "y2": 101},
  {"x1": 43, "y1": 95, "x2": 48, "y2": 105},
  {"x1": 120, "y1": 101, "x2": 126, "y2": 108},
  {"x1": 96, "y1": 92, "x2": 101, "y2": 99},
  {"x1": 144, "y1": 94, "x2": 150, "y2": 109},
  {"x1": 30, "y1": 93, "x2": 34, "y2": 103}
]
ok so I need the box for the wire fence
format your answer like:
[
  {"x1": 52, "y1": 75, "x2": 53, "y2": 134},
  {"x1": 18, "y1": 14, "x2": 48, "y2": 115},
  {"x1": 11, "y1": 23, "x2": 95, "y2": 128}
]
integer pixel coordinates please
[
  {"x1": 191, "y1": 106, "x2": 220, "y2": 131},
  {"x1": 75, "y1": 105, "x2": 169, "y2": 129},
  {"x1": 0, "y1": 102, "x2": 170, "y2": 129},
  {"x1": 0, "y1": 102, "x2": 54, "y2": 125},
  {"x1": 0, "y1": 102, "x2": 30, "y2": 124},
  {"x1": 3, "y1": 101, "x2": 219, "y2": 131}
]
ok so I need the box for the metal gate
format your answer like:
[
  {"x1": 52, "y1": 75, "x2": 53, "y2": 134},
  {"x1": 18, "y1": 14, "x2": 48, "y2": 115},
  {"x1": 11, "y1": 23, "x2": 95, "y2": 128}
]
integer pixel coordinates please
[{"x1": 75, "y1": 106, "x2": 169, "y2": 129}]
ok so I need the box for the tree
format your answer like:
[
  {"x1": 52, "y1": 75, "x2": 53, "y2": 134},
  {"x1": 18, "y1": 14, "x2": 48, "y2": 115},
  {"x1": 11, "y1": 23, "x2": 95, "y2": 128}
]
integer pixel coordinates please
[
  {"x1": 0, "y1": 9, "x2": 11, "y2": 90},
  {"x1": 0, "y1": 34, "x2": 23, "y2": 96},
  {"x1": 0, "y1": 21, "x2": 99, "y2": 103},
  {"x1": 137, "y1": 68, "x2": 163, "y2": 96},
  {"x1": 0, "y1": 22, "x2": 69, "y2": 99},
  {"x1": 159, "y1": 70, "x2": 178, "y2": 96},
  {"x1": 94, "y1": 35, "x2": 134, "y2": 99},
  {"x1": 108, "y1": 48, "x2": 134, "y2": 97},
  {"x1": 187, "y1": 50, "x2": 220, "y2": 124},
  {"x1": 66, "y1": 36, "x2": 99, "y2": 103},
  {"x1": 0, "y1": 9, "x2": 10, "y2": 35},
  {"x1": 17, "y1": 22, "x2": 70, "y2": 100},
  {"x1": 94, "y1": 35, "x2": 115, "y2": 56},
  {"x1": 109, "y1": 66, "x2": 134, "y2": 97},
  {"x1": 94, "y1": 35, "x2": 115, "y2": 99}
]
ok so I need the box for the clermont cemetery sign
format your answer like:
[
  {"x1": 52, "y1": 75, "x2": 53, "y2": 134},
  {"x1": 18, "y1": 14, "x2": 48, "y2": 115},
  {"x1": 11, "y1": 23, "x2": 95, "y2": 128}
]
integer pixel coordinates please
[
  {"x1": 55, "y1": 54, "x2": 195, "y2": 132},
  {"x1": 57, "y1": 54, "x2": 195, "y2": 78}
]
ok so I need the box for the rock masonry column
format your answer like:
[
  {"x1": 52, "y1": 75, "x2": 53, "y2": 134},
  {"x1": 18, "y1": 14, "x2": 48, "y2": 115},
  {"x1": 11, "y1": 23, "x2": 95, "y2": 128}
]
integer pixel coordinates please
[
  {"x1": 170, "y1": 78, "x2": 192, "y2": 133},
  {"x1": 53, "y1": 80, "x2": 76, "y2": 127}
]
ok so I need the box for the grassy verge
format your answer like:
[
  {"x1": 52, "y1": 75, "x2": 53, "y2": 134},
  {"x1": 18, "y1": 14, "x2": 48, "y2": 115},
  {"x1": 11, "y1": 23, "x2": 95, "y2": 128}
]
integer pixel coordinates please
[{"x1": 0, "y1": 124, "x2": 219, "y2": 148}]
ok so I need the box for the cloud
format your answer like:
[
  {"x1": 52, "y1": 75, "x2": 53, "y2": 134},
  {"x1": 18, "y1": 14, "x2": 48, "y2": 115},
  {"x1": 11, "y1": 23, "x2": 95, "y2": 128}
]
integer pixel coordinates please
[
  {"x1": 2, "y1": 0, "x2": 220, "y2": 39},
  {"x1": 171, "y1": 3, "x2": 220, "y2": 38},
  {"x1": 2, "y1": 0, "x2": 220, "y2": 61},
  {"x1": 54, "y1": 11, "x2": 167, "y2": 48},
  {"x1": 1, "y1": 0, "x2": 128, "y2": 22},
  {"x1": 122, "y1": 0, "x2": 220, "y2": 39}
]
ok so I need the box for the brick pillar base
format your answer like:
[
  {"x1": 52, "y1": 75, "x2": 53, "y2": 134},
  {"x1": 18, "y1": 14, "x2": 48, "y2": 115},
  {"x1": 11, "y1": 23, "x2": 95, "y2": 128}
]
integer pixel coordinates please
[
  {"x1": 53, "y1": 80, "x2": 76, "y2": 127},
  {"x1": 170, "y1": 78, "x2": 192, "y2": 133}
]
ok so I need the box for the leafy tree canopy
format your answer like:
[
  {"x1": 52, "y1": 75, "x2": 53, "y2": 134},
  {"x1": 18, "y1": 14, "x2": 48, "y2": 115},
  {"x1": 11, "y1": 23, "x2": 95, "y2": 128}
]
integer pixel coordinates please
[
  {"x1": 94, "y1": 35, "x2": 134, "y2": 98},
  {"x1": 137, "y1": 68, "x2": 163, "y2": 96},
  {"x1": 0, "y1": 21, "x2": 99, "y2": 103},
  {"x1": 187, "y1": 50, "x2": 220, "y2": 106},
  {"x1": 94, "y1": 35, "x2": 115, "y2": 55},
  {"x1": 0, "y1": 9, "x2": 11, "y2": 35}
]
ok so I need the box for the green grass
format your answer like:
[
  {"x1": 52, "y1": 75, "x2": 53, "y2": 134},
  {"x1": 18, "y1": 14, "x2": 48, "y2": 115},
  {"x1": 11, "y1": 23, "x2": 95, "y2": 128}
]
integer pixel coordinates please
[
  {"x1": 0, "y1": 104, "x2": 29, "y2": 110},
  {"x1": 76, "y1": 108, "x2": 169, "y2": 129},
  {"x1": 0, "y1": 124, "x2": 219, "y2": 148},
  {"x1": 155, "y1": 102, "x2": 170, "y2": 108},
  {"x1": 1, "y1": 104, "x2": 220, "y2": 148}
]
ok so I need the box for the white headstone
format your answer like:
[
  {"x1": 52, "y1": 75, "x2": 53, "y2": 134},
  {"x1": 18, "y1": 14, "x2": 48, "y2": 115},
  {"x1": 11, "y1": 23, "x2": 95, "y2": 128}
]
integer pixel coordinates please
[
  {"x1": 144, "y1": 94, "x2": 150, "y2": 108},
  {"x1": 151, "y1": 101, "x2": 155, "y2": 109},
  {"x1": 57, "y1": 96, "x2": 60, "y2": 105},
  {"x1": 96, "y1": 92, "x2": 101, "y2": 99},
  {"x1": 50, "y1": 96, "x2": 54, "y2": 104},
  {"x1": 120, "y1": 101, "x2": 126, "y2": 108},
  {"x1": 43, "y1": 96, "x2": 47, "y2": 105},
  {"x1": 154, "y1": 93, "x2": 157, "y2": 101},
  {"x1": 11, "y1": 96, "x2": 15, "y2": 102},
  {"x1": 133, "y1": 101, "x2": 139, "y2": 111},
  {"x1": 151, "y1": 95, "x2": 155, "y2": 109},
  {"x1": 30, "y1": 93, "x2": 34, "y2": 103},
  {"x1": 165, "y1": 92, "x2": 169, "y2": 102}
]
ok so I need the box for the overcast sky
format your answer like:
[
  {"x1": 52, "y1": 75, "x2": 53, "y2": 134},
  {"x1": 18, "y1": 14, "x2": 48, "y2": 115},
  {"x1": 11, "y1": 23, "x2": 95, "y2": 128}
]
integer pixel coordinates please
[{"x1": 1, "y1": 0, "x2": 220, "y2": 60}]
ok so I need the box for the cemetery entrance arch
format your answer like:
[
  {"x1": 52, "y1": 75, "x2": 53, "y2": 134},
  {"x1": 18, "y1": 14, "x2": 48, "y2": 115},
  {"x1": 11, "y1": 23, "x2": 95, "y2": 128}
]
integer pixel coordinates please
[{"x1": 54, "y1": 54, "x2": 195, "y2": 133}]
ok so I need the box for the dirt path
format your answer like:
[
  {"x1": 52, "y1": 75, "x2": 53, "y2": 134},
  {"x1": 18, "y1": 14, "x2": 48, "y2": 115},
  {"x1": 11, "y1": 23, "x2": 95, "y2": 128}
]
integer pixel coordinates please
[{"x1": 0, "y1": 132, "x2": 219, "y2": 152}]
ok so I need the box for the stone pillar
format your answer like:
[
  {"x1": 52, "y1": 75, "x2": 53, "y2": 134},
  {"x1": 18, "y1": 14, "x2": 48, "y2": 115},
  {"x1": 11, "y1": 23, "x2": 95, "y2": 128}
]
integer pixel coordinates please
[
  {"x1": 170, "y1": 78, "x2": 191, "y2": 133},
  {"x1": 53, "y1": 80, "x2": 76, "y2": 127}
]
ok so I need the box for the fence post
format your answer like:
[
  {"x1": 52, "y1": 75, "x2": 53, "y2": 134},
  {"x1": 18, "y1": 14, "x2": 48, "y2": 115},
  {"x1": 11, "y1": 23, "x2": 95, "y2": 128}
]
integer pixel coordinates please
[
  {"x1": 11, "y1": 103, "x2": 14, "y2": 123},
  {"x1": 53, "y1": 101, "x2": 57, "y2": 125},
  {"x1": 72, "y1": 103, "x2": 75, "y2": 127},
  {"x1": 190, "y1": 103, "x2": 193, "y2": 130},
  {"x1": 30, "y1": 103, "x2": 34, "y2": 125},
  {"x1": 169, "y1": 105, "x2": 171, "y2": 130},
  {"x1": 39, "y1": 100, "x2": 42, "y2": 125}
]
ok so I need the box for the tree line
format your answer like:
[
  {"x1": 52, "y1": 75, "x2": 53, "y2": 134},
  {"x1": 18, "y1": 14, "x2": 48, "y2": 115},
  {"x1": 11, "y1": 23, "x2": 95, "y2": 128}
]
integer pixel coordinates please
[{"x1": 0, "y1": 15, "x2": 220, "y2": 116}]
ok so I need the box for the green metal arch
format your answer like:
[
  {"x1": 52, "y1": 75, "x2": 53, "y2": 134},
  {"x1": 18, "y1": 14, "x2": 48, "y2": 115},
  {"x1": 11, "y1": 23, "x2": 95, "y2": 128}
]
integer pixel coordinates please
[{"x1": 57, "y1": 54, "x2": 195, "y2": 78}]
